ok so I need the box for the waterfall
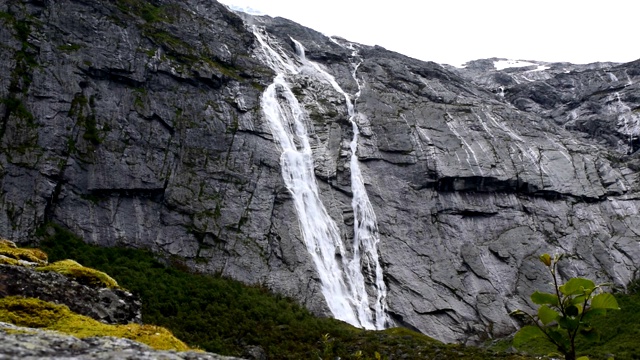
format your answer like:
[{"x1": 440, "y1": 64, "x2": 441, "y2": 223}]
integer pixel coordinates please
[
  {"x1": 254, "y1": 28, "x2": 389, "y2": 329},
  {"x1": 294, "y1": 37, "x2": 390, "y2": 329}
]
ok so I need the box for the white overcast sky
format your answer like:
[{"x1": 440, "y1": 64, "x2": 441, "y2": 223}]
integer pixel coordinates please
[{"x1": 217, "y1": 0, "x2": 638, "y2": 67}]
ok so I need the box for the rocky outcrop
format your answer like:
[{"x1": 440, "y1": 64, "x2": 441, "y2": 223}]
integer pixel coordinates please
[
  {"x1": 0, "y1": 264, "x2": 141, "y2": 324},
  {"x1": 452, "y1": 58, "x2": 640, "y2": 155},
  {"x1": 0, "y1": 322, "x2": 244, "y2": 360},
  {"x1": 1, "y1": 0, "x2": 639, "y2": 345}
]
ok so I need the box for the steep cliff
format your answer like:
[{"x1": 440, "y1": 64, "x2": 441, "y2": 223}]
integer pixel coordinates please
[{"x1": 1, "y1": 0, "x2": 639, "y2": 344}]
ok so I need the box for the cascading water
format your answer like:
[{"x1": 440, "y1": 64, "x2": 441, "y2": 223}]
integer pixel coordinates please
[
  {"x1": 294, "y1": 37, "x2": 390, "y2": 329},
  {"x1": 254, "y1": 27, "x2": 389, "y2": 329}
]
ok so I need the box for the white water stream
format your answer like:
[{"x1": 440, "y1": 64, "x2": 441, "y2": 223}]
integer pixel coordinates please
[{"x1": 254, "y1": 28, "x2": 389, "y2": 329}]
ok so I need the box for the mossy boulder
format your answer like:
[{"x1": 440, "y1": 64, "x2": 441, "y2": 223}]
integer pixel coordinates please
[
  {"x1": 0, "y1": 239, "x2": 47, "y2": 265},
  {"x1": 0, "y1": 241, "x2": 142, "y2": 325},
  {"x1": 0, "y1": 296, "x2": 189, "y2": 351},
  {"x1": 37, "y1": 259, "x2": 119, "y2": 289}
]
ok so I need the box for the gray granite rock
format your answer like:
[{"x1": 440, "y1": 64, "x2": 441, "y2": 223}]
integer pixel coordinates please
[{"x1": 0, "y1": 322, "x2": 244, "y2": 360}]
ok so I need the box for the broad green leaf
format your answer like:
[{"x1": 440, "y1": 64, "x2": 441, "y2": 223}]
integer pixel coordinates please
[
  {"x1": 577, "y1": 357, "x2": 590, "y2": 360},
  {"x1": 590, "y1": 293, "x2": 620, "y2": 310},
  {"x1": 538, "y1": 305, "x2": 559, "y2": 325},
  {"x1": 571, "y1": 294, "x2": 587, "y2": 305},
  {"x1": 566, "y1": 305, "x2": 579, "y2": 316},
  {"x1": 513, "y1": 325, "x2": 545, "y2": 348},
  {"x1": 558, "y1": 316, "x2": 580, "y2": 331},
  {"x1": 574, "y1": 303, "x2": 584, "y2": 315},
  {"x1": 560, "y1": 278, "x2": 595, "y2": 296},
  {"x1": 531, "y1": 291, "x2": 559, "y2": 306}
]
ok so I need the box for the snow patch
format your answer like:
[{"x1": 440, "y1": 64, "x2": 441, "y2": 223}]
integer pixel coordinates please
[
  {"x1": 220, "y1": 3, "x2": 265, "y2": 15},
  {"x1": 493, "y1": 60, "x2": 549, "y2": 71},
  {"x1": 529, "y1": 65, "x2": 550, "y2": 72}
]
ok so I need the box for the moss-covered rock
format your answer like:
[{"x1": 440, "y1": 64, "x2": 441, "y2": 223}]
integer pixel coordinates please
[
  {"x1": 0, "y1": 297, "x2": 189, "y2": 351},
  {"x1": 37, "y1": 259, "x2": 119, "y2": 289},
  {"x1": 0, "y1": 255, "x2": 21, "y2": 266},
  {"x1": 0, "y1": 239, "x2": 47, "y2": 265}
]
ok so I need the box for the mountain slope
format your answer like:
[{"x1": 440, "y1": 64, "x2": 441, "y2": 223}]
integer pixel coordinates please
[{"x1": 1, "y1": 0, "x2": 639, "y2": 344}]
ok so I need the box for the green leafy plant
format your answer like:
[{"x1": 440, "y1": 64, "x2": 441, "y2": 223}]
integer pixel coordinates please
[{"x1": 511, "y1": 253, "x2": 620, "y2": 360}]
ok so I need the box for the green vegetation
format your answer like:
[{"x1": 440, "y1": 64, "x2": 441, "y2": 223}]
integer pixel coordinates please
[
  {"x1": 37, "y1": 259, "x2": 120, "y2": 289},
  {"x1": 0, "y1": 10, "x2": 37, "y2": 93},
  {"x1": 0, "y1": 296, "x2": 190, "y2": 351},
  {"x1": 499, "y1": 280, "x2": 640, "y2": 360},
  {"x1": 57, "y1": 43, "x2": 83, "y2": 52},
  {"x1": 1, "y1": 97, "x2": 35, "y2": 124},
  {"x1": 36, "y1": 223, "x2": 532, "y2": 359},
  {"x1": 113, "y1": 0, "x2": 244, "y2": 81},
  {"x1": 68, "y1": 93, "x2": 102, "y2": 145},
  {"x1": 0, "y1": 10, "x2": 40, "y2": 153},
  {"x1": 508, "y1": 254, "x2": 631, "y2": 360},
  {"x1": 0, "y1": 238, "x2": 47, "y2": 265},
  {"x1": 115, "y1": 0, "x2": 174, "y2": 23}
]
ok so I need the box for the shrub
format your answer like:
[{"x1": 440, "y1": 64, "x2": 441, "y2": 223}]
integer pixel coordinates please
[{"x1": 510, "y1": 254, "x2": 620, "y2": 360}]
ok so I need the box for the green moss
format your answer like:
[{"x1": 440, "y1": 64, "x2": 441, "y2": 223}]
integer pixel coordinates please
[
  {"x1": 1, "y1": 96, "x2": 36, "y2": 124},
  {"x1": 68, "y1": 94, "x2": 88, "y2": 117},
  {"x1": 37, "y1": 259, "x2": 120, "y2": 289},
  {"x1": 0, "y1": 297, "x2": 190, "y2": 351},
  {"x1": 0, "y1": 239, "x2": 47, "y2": 265},
  {"x1": 0, "y1": 255, "x2": 22, "y2": 266},
  {"x1": 112, "y1": 1, "x2": 242, "y2": 81},
  {"x1": 0, "y1": 11, "x2": 13, "y2": 22},
  {"x1": 82, "y1": 114, "x2": 101, "y2": 145},
  {"x1": 146, "y1": 29, "x2": 189, "y2": 52},
  {"x1": 133, "y1": 87, "x2": 147, "y2": 108},
  {"x1": 144, "y1": 48, "x2": 157, "y2": 57},
  {"x1": 68, "y1": 94, "x2": 102, "y2": 145},
  {"x1": 203, "y1": 58, "x2": 243, "y2": 81},
  {"x1": 251, "y1": 82, "x2": 265, "y2": 91},
  {"x1": 57, "y1": 43, "x2": 83, "y2": 52},
  {"x1": 0, "y1": 238, "x2": 17, "y2": 248},
  {"x1": 115, "y1": 0, "x2": 174, "y2": 23},
  {"x1": 2, "y1": 12, "x2": 37, "y2": 97}
]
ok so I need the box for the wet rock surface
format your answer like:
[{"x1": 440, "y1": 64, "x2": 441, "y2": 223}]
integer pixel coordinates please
[{"x1": 1, "y1": 0, "x2": 639, "y2": 345}]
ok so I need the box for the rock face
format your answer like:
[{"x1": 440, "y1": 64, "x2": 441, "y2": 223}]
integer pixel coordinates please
[
  {"x1": 1, "y1": 0, "x2": 640, "y2": 344},
  {"x1": 0, "y1": 264, "x2": 142, "y2": 324},
  {"x1": 0, "y1": 322, "x2": 245, "y2": 360}
]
